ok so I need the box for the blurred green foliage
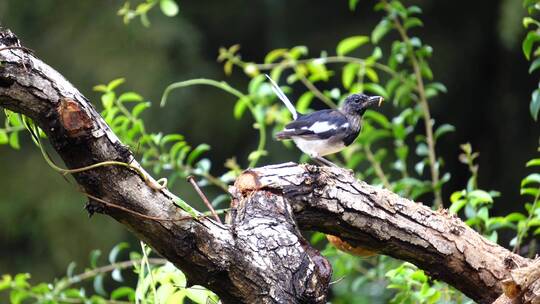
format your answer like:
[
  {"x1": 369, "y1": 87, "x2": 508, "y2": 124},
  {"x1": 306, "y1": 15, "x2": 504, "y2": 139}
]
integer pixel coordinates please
[{"x1": 1, "y1": 0, "x2": 539, "y2": 303}]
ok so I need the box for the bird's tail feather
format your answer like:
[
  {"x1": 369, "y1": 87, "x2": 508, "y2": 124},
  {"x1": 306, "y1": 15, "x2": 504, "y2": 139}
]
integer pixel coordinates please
[{"x1": 265, "y1": 74, "x2": 298, "y2": 120}]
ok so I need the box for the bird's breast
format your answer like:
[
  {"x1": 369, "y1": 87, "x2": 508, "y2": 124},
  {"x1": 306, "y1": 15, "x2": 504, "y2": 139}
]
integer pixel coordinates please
[{"x1": 291, "y1": 136, "x2": 346, "y2": 157}]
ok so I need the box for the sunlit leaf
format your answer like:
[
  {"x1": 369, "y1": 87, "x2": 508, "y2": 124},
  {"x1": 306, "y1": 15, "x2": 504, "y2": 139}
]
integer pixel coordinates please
[
  {"x1": 160, "y1": 0, "x2": 179, "y2": 17},
  {"x1": 372, "y1": 19, "x2": 392, "y2": 44},
  {"x1": 108, "y1": 242, "x2": 129, "y2": 264},
  {"x1": 342, "y1": 63, "x2": 359, "y2": 89},
  {"x1": 187, "y1": 144, "x2": 211, "y2": 166},
  {"x1": 364, "y1": 83, "x2": 388, "y2": 99},
  {"x1": 264, "y1": 48, "x2": 287, "y2": 64},
  {"x1": 531, "y1": 89, "x2": 540, "y2": 121},
  {"x1": 336, "y1": 36, "x2": 369, "y2": 56},
  {"x1": 93, "y1": 274, "x2": 107, "y2": 296}
]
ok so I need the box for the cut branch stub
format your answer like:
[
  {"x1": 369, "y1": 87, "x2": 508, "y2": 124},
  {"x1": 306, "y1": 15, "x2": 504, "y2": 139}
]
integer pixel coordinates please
[{"x1": 227, "y1": 189, "x2": 332, "y2": 303}]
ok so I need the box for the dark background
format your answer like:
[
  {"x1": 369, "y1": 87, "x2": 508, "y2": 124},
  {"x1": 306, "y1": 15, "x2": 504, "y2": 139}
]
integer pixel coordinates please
[{"x1": 0, "y1": 0, "x2": 536, "y2": 285}]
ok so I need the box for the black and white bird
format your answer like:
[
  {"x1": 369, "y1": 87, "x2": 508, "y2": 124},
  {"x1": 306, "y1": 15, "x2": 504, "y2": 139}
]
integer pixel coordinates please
[{"x1": 266, "y1": 75, "x2": 383, "y2": 166}]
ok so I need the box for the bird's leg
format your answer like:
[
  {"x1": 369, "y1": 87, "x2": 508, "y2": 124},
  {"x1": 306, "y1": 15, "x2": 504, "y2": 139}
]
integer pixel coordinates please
[{"x1": 313, "y1": 156, "x2": 339, "y2": 167}]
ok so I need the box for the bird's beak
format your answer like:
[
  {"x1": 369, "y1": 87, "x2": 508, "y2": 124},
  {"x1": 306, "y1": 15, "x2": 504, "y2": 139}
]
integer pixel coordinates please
[{"x1": 367, "y1": 96, "x2": 384, "y2": 107}]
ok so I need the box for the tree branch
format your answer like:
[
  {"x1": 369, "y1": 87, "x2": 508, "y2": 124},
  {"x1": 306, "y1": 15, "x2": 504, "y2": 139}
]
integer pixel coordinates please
[
  {"x1": 233, "y1": 163, "x2": 534, "y2": 303},
  {"x1": 0, "y1": 27, "x2": 536, "y2": 304}
]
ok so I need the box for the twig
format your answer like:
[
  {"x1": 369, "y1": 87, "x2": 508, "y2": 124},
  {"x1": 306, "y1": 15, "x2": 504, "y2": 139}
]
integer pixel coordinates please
[
  {"x1": 294, "y1": 67, "x2": 337, "y2": 109},
  {"x1": 187, "y1": 175, "x2": 222, "y2": 223},
  {"x1": 67, "y1": 258, "x2": 167, "y2": 285},
  {"x1": 160, "y1": 79, "x2": 267, "y2": 168},
  {"x1": 364, "y1": 145, "x2": 391, "y2": 189},
  {"x1": 385, "y1": 2, "x2": 443, "y2": 208},
  {"x1": 82, "y1": 191, "x2": 199, "y2": 223}
]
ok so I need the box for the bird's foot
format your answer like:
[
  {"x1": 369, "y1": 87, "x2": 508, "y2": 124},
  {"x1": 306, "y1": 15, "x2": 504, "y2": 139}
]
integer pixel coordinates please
[{"x1": 313, "y1": 157, "x2": 339, "y2": 167}]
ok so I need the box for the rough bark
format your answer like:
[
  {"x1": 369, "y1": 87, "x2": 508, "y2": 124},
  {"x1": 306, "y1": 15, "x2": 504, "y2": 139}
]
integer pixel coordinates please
[{"x1": 0, "y1": 27, "x2": 536, "y2": 304}]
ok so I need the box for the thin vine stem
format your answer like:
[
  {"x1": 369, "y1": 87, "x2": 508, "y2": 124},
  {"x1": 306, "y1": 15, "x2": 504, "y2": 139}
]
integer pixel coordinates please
[
  {"x1": 294, "y1": 66, "x2": 337, "y2": 108},
  {"x1": 364, "y1": 145, "x2": 392, "y2": 189},
  {"x1": 160, "y1": 78, "x2": 267, "y2": 168},
  {"x1": 384, "y1": 1, "x2": 443, "y2": 208},
  {"x1": 514, "y1": 184, "x2": 540, "y2": 254}
]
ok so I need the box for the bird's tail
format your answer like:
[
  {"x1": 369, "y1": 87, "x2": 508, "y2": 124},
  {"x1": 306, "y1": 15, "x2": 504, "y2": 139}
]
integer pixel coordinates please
[{"x1": 265, "y1": 74, "x2": 298, "y2": 120}]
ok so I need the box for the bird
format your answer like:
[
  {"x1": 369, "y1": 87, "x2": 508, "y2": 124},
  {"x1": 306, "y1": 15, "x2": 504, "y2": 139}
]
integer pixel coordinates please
[{"x1": 266, "y1": 74, "x2": 383, "y2": 167}]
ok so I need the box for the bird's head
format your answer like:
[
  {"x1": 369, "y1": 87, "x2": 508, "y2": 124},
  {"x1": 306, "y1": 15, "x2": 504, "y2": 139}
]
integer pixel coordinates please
[{"x1": 341, "y1": 93, "x2": 383, "y2": 116}]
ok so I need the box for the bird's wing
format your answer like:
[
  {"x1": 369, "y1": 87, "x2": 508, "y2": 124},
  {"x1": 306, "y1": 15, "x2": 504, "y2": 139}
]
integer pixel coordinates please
[{"x1": 276, "y1": 110, "x2": 350, "y2": 140}]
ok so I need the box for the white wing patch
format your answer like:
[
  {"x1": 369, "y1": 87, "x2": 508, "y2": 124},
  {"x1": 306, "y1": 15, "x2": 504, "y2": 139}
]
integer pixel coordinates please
[{"x1": 304, "y1": 121, "x2": 339, "y2": 133}]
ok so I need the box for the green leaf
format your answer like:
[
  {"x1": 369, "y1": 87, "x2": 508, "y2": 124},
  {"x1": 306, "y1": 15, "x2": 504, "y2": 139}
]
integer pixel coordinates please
[
  {"x1": 450, "y1": 190, "x2": 464, "y2": 203},
  {"x1": 363, "y1": 110, "x2": 390, "y2": 128},
  {"x1": 420, "y1": 61, "x2": 433, "y2": 80},
  {"x1": 529, "y1": 58, "x2": 540, "y2": 73},
  {"x1": 132, "y1": 102, "x2": 150, "y2": 118},
  {"x1": 296, "y1": 91, "x2": 314, "y2": 113},
  {"x1": 93, "y1": 273, "x2": 107, "y2": 296},
  {"x1": 505, "y1": 212, "x2": 527, "y2": 222},
  {"x1": 336, "y1": 36, "x2": 369, "y2": 56},
  {"x1": 107, "y1": 78, "x2": 125, "y2": 91},
  {"x1": 10, "y1": 289, "x2": 29, "y2": 304},
  {"x1": 160, "y1": 0, "x2": 179, "y2": 17},
  {"x1": 521, "y1": 173, "x2": 540, "y2": 187},
  {"x1": 526, "y1": 158, "x2": 540, "y2": 167},
  {"x1": 160, "y1": 134, "x2": 184, "y2": 147},
  {"x1": 118, "y1": 92, "x2": 143, "y2": 103},
  {"x1": 187, "y1": 143, "x2": 211, "y2": 166},
  {"x1": 531, "y1": 89, "x2": 540, "y2": 121},
  {"x1": 0, "y1": 275, "x2": 11, "y2": 291},
  {"x1": 521, "y1": 187, "x2": 539, "y2": 196},
  {"x1": 523, "y1": 31, "x2": 540, "y2": 60},
  {"x1": 434, "y1": 124, "x2": 455, "y2": 140},
  {"x1": 0, "y1": 130, "x2": 8, "y2": 144},
  {"x1": 348, "y1": 0, "x2": 359, "y2": 10},
  {"x1": 372, "y1": 19, "x2": 392, "y2": 44},
  {"x1": 90, "y1": 249, "x2": 101, "y2": 269},
  {"x1": 264, "y1": 48, "x2": 287, "y2": 64},
  {"x1": 449, "y1": 199, "x2": 466, "y2": 214},
  {"x1": 523, "y1": 16, "x2": 540, "y2": 27},
  {"x1": 234, "y1": 96, "x2": 250, "y2": 119},
  {"x1": 93, "y1": 84, "x2": 108, "y2": 93},
  {"x1": 365, "y1": 67, "x2": 379, "y2": 83},
  {"x1": 288, "y1": 45, "x2": 308, "y2": 59},
  {"x1": 342, "y1": 63, "x2": 359, "y2": 89},
  {"x1": 66, "y1": 262, "x2": 77, "y2": 278},
  {"x1": 185, "y1": 285, "x2": 212, "y2": 304},
  {"x1": 101, "y1": 92, "x2": 115, "y2": 109},
  {"x1": 108, "y1": 242, "x2": 129, "y2": 264},
  {"x1": 112, "y1": 268, "x2": 123, "y2": 282},
  {"x1": 111, "y1": 287, "x2": 135, "y2": 300},
  {"x1": 248, "y1": 149, "x2": 268, "y2": 162},
  {"x1": 363, "y1": 83, "x2": 388, "y2": 99},
  {"x1": 9, "y1": 132, "x2": 19, "y2": 149},
  {"x1": 404, "y1": 17, "x2": 423, "y2": 29},
  {"x1": 468, "y1": 190, "x2": 493, "y2": 204}
]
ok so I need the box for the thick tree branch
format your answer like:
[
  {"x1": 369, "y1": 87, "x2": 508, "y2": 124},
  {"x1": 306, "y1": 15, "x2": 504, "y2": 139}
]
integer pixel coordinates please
[
  {"x1": 232, "y1": 164, "x2": 534, "y2": 304},
  {"x1": 0, "y1": 27, "x2": 536, "y2": 304}
]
